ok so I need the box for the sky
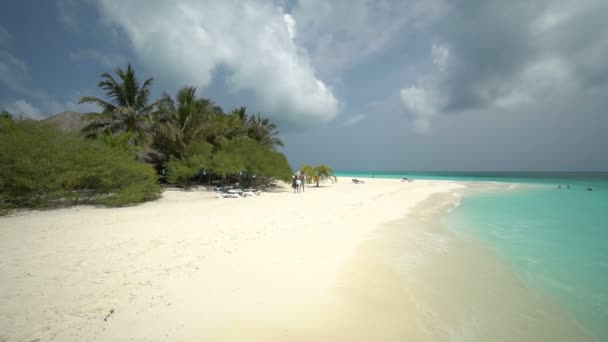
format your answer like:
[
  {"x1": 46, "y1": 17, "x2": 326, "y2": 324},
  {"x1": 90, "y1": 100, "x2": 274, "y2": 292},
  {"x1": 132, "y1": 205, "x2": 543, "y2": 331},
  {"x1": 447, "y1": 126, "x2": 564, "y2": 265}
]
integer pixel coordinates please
[{"x1": 1, "y1": 0, "x2": 607, "y2": 171}]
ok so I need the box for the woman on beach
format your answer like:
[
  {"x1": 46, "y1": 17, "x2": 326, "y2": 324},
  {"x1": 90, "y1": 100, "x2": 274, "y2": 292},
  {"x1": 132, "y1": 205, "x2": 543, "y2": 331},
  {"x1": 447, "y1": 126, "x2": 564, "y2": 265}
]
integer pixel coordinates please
[{"x1": 300, "y1": 174, "x2": 306, "y2": 192}]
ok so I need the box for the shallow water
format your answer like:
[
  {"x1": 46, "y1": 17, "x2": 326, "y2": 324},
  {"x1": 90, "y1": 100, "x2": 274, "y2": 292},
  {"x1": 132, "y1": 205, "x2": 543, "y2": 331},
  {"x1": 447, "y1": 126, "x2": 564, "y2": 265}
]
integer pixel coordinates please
[
  {"x1": 336, "y1": 171, "x2": 608, "y2": 340},
  {"x1": 445, "y1": 184, "x2": 608, "y2": 341},
  {"x1": 386, "y1": 192, "x2": 594, "y2": 341}
]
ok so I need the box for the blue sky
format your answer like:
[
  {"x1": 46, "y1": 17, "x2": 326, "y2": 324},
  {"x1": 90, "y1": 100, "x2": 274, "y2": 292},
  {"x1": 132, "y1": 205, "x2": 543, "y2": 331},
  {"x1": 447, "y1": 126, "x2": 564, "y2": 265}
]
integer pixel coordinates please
[{"x1": 1, "y1": 0, "x2": 607, "y2": 171}]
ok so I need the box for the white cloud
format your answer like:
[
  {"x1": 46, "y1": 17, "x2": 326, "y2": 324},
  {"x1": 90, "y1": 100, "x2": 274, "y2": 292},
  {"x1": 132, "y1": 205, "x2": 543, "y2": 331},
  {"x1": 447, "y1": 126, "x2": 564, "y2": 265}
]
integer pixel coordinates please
[
  {"x1": 431, "y1": 43, "x2": 449, "y2": 70},
  {"x1": 5, "y1": 99, "x2": 42, "y2": 119},
  {"x1": 0, "y1": 48, "x2": 92, "y2": 117},
  {"x1": 345, "y1": 114, "x2": 366, "y2": 126},
  {"x1": 94, "y1": 0, "x2": 339, "y2": 125},
  {"x1": 400, "y1": 86, "x2": 439, "y2": 134},
  {"x1": 69, "y1": 49, "x2": 125, "y2": 68},
  {"x1": 284, "y1": 13, "x2": 296, "y2": 40}
]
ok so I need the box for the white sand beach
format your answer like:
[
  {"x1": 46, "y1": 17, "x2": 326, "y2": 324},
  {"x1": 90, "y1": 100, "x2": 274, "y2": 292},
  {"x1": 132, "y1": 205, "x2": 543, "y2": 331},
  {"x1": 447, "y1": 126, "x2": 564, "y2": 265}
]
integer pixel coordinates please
[
  {"x1": 1, "y1": 178, "x2": 595, "y2": 342},
  {"x1": 0, "y1": 178, "x2": 462, "y2": 341}
]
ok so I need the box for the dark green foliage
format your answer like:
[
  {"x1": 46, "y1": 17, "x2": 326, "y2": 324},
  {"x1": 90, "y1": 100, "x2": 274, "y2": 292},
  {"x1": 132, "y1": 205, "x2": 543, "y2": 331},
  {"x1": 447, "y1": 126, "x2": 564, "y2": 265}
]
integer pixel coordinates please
[
  {"x1": 71, "y1": 66, "x2": 293, "y2": 190},
  {"x1": 0, "y1": 120, "x2": 160, "y2": 211},
  {"x1": 152, "y1": 87, "x2": 290, "y2": 189},
  {"x1": 211, "y1": 139, "x2": 292, "y2": 186},
  {"x1": 79, "y1": 64, "x2": 161, "y2": 148},
  {"x1": 166, "y1": 142, "x2": 213, "y2": 189},
  {"x1": 0, "y1": 110, "x2": 13, "y2": 120}
]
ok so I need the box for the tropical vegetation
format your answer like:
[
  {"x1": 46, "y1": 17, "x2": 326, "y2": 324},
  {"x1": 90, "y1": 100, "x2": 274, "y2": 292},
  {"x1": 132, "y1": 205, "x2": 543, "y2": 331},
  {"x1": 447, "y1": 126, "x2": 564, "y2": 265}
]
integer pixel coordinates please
[
  {"x1": 0, "y1": 64, "x2": 293, "y2": 213},
  {"x1": 0, "y1": 117, "x2": 160, "y2": 211},
  {"x1": 301, "y1": 164, "x2": 338, "y2": 187},
  {"x1": 80, "y1": 65, "x2": 161, "y2": 148}
]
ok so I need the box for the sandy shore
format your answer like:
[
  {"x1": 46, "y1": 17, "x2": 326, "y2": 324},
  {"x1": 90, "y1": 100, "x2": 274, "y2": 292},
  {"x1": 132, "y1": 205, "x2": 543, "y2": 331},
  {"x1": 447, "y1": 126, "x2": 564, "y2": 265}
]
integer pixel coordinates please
[{"x1": 0, "y1": 177, "x2": 463, "y2": 341}]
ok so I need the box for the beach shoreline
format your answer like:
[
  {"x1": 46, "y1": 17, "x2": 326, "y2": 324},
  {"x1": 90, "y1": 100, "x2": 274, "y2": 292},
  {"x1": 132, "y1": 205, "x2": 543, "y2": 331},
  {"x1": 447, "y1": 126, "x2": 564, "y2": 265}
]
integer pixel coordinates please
[
  {"x1": 0, "y1": 178, "x2": 592, "y2": 341},
  {"x1": 0, "y1": 177, "x2": 460, "y2": 341}
]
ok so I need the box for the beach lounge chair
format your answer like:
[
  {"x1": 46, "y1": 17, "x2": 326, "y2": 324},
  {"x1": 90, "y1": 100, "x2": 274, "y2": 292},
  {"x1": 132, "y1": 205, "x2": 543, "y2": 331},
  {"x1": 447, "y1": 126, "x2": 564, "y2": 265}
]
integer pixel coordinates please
[
  {"x1": 222, "y1": 193, "x2": 241, "y2": 198},
  {"x1": 242, "y1": 191, "x2": 256, "y2": 197},
  {"x1": 352, "y1": 178, "x2": 365, "y2": 184}
]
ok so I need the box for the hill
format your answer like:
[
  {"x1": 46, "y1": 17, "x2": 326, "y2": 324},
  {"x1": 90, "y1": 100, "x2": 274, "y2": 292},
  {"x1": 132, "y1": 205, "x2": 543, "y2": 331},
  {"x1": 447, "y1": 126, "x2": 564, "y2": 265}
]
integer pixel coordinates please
[{"x1": 42, "y1": 111, "x2": 87, "y2": 132}]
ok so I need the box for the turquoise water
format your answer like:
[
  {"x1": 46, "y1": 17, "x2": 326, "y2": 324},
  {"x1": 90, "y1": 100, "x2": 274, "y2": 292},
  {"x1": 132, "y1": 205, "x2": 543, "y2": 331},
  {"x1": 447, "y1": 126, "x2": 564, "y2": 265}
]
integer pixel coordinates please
[{"x1": 336, "y1": 171, "x2": 608, "y2": 340}]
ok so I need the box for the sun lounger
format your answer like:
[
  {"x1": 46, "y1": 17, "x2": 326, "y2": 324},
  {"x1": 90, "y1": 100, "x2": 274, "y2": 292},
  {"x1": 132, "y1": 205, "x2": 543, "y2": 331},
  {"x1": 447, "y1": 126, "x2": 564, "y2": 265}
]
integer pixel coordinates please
[
  {"x1": 223, "y1": 193, "x2": 240, "y2": 198},
  {"x1": 352, "y1": 178, "x2": 365, "y2": 184}
]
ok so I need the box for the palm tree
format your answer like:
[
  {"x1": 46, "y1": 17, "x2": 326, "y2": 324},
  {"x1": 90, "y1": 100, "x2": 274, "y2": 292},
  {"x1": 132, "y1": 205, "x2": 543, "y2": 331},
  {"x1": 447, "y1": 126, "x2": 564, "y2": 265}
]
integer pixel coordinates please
[
  {"x1": 153, "y1": 86, "x2": 210, "y2": 159},
  {"x1": 301, "y1": 164, "x2": 337, "y2": 187},
  {"x1": 247, "y1": 113, "x2": 284, "y2": 149},
  {"x1": 79, "y1": 64, "x2": 161, "y2": 147}
]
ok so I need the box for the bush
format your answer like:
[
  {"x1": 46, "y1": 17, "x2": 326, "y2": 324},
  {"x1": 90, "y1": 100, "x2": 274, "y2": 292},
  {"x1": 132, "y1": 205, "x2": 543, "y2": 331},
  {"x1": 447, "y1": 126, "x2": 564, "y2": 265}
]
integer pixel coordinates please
[
  {"x1": 0, "y1": 119, "x2": 161, "y2": 210},
  {"x1": 210, "y1": 139, "x2": 292, "y2": 186},
  {"x1": 165, "y1": 142, "x2": 213, "y2": 189}
]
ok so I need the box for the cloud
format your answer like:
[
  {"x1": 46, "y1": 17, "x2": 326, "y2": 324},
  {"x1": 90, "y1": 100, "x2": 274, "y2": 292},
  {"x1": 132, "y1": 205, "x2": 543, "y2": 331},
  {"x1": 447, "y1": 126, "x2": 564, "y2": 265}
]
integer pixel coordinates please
[
  {"x1": 399, "y1": 0, "x2": 608, "y2": 132},
  {"x1": 284, "y1": 13, "x2": 296, "y2": 39},
  {"x1": 1, "y1": 38, "x2": 100, "y2": 118},
  {"x1": 291, "y1": 0, "x2": 446, "y2": 79},
  {"x1": 344, "y1": 114, "x2": 366, "y2": 126},
  {"x1": 5, "y1": 99, "x2": 42, "y2": 119},
  {"x1": 69, "y1": 49, "x2": 125, "y2": 68},
  {"x1": 400, "y1": 86, "x2": 440, "y2": 133},
  {"x1": 431, "y1": 43, "x2": 449, "y2": 71},
  {"x1": 93, "y1": 0, "x2": 339, "y2": 125},
  {"x1": 0, "y1": 47, "x2": 86, "y2": 117}
]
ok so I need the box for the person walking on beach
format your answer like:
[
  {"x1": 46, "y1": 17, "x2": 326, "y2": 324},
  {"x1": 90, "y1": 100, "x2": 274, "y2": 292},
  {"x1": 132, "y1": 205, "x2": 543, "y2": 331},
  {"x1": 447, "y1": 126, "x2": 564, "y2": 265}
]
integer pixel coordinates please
[
  {"x1": 295, "y1": 177, "x2": 302, "y2": 193},
  {"x1": 292, "y1": 175, "x2": 298, "y2": 193},
  {"x1": 300, "y1": 174, "x2": 306, "y2": 192}
]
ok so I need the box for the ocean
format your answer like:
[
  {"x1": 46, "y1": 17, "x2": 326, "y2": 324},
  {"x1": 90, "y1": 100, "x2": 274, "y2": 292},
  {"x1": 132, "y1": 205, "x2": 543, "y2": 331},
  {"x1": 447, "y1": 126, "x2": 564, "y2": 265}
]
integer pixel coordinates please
[{"x1": 336, "y1": 171, "x2": 608, "y2": 341}]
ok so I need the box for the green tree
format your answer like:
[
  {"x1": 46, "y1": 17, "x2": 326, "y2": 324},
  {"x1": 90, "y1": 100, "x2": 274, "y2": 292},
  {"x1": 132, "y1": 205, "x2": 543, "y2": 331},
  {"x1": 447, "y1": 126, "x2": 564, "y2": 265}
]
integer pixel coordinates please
[
  {"x1": 153, "y1": 86, "x2": 213, "y2": 159},
  {"x1": 211, "y1": 139, "x2": 291, "y2": 186},
  {"x1": 0, "y1": 110, "x2": 13, "y2": 120},
  {"x1": 153, "y1": 86, "x2": 218, "y2": 189},
  {"x1": 165, "y1": 141, "x2": 213, "y2": 189},
  {"x1": 246, "y1": 113, "x2": 284, "y2": 149},
  {"x1": 301, "y1": 164, "x2": 337, "y2": 187},
  {"x1": 80, "y1": 64, "x2": 161, "y2": 147}
]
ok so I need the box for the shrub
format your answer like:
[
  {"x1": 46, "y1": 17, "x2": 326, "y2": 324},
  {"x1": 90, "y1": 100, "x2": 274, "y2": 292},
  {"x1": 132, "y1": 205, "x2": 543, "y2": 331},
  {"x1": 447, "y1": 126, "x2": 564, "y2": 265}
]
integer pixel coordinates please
[
  {"x1": 0, "y1": 120, "x2": 161, "y2": 210},
  {"x1": 165, "y1": 142, "x2": 213, "y2": 189},
  {"x1": 210, "y1": 139, "x2": 292, "y2": 186}
]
